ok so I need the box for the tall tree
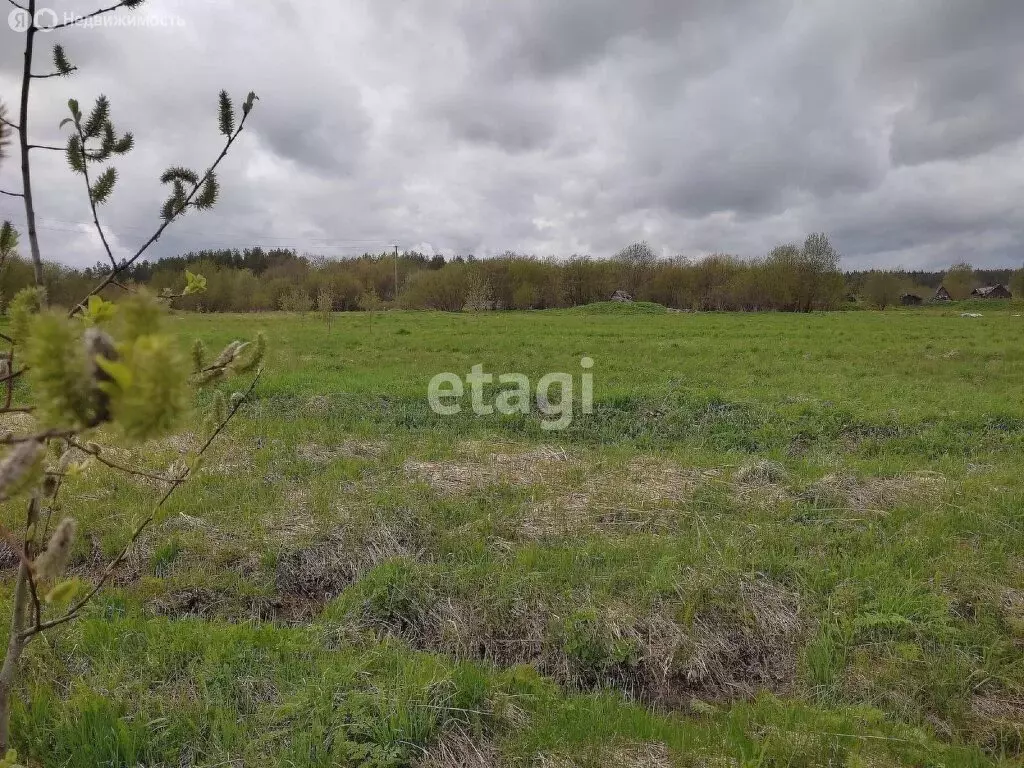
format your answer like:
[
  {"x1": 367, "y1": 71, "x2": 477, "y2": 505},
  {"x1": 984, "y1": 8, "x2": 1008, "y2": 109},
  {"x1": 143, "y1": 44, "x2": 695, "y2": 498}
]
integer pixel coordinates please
[
  {"x1": 942, "y1": 263, "x2": 977, "y2": 300},
  {"x1": 613, "y1": 241, "x2": 659, "y2": 297},
  {"x1": 862, "y1": 271, "x2": 903, "y2": 309},
  {"x1": 0, "y1": 100, "x2": 18, "y2": 271},
  {"x1": 1009, "y1": 267, "x2": 1024, "y2": 299}
]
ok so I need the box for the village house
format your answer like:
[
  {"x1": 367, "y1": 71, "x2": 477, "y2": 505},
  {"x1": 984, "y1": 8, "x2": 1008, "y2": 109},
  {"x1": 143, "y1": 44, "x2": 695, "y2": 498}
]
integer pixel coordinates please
[{"x1": 971, "y1": 284, "x2": 1013, "y2": 299}]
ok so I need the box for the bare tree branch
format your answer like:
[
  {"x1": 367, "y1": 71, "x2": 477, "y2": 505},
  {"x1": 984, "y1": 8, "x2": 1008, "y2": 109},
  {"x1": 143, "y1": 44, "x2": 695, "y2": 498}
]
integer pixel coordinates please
[{"x1": 0, "y1": 189, "x2": 24, "y2": 198}]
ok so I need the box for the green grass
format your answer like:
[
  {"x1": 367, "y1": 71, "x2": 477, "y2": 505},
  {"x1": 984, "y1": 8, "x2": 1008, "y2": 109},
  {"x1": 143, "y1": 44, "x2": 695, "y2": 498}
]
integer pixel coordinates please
[
  {"x1": 3, "y1": 304, "x2": 1024, "y2": 766},
  {"x1": 572, "y1": 300, "x2": 669, "y2": 315}
]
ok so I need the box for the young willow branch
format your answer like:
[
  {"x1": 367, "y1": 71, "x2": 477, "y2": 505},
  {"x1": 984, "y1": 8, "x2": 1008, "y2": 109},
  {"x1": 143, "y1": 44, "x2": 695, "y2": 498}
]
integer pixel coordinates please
[
  {"x1": 68, "y1": 439, "x2": 174, "y2": 484},
  {"x1": 37, "y1": 0, "x2": 142, "y2": 30},
  {"x1": 30, "y1": 68, "x2": 78, "y2": 79},
  {"x1": 20, "y1": 368, "x2": 263, "y2": 640},
  {"x1": 73, "y1": 123, "x2": 117, "y2": 268},
  {"x1": 72, "y1": 105, "x2": 255, "y2": 316}
]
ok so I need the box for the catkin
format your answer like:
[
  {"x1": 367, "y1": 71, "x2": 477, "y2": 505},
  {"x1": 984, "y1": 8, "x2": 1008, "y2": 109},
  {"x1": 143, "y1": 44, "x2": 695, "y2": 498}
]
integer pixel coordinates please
[
  {"x1": 211, "y1": 341, "x2": 242, "y2": 369},
  {"x1": 33, "y1": 518, "x2": 77, "y2": 580},
  {"x1": 0, "y1": 440, "x2": 44, "y2": 502},
  {"x1": 84, "y1": 327, "x2": 118, "y2": 424}
]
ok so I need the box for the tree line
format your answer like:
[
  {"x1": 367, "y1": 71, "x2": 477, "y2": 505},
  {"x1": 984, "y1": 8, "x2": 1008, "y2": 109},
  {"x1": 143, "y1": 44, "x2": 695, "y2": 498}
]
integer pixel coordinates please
[{"x1": 2, "y1": 235, "x2": 1021, "y2": 313}]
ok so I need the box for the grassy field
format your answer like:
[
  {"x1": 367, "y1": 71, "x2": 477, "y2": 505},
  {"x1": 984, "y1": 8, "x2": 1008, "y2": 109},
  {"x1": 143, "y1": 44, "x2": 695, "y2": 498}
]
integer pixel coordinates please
[{"x1": 2, "y1": 303, "x2": 1024, "y2": 766}]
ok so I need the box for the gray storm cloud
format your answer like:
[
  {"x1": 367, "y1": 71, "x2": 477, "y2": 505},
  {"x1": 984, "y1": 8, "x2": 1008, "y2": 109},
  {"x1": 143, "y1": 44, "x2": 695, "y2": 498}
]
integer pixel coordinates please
[{"x1": 0, "y1": 0, "x2": 1021, "y2": 269}]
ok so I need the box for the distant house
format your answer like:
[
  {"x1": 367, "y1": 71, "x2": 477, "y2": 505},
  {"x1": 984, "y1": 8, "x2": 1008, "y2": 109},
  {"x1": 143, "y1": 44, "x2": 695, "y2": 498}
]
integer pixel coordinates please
[
  {"x1": 971, "y1": 284, "x2": 1013, "y2": 299},
  {"x1": 900, "y1": 293, "x2": 923, "y2": 306},
  {"x1": 933, "y1": 285, "x2": 952, "y2": 302},
  {"x1": 610, "y1": 290, "x2": 634, "y2": 303}
]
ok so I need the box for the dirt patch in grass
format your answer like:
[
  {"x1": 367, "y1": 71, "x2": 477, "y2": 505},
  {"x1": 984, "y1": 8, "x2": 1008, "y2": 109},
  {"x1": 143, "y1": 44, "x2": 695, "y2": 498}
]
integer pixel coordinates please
[
  {"x1": 0, "y1": 541, "x2": 19, "y2": 571},
  {"x1": 149, "y1": 587, "x2": 287, "y2": 623},
  {"x1": 1000, "y1": 587, "x2": 1024, "y2": 621},
  {"x1": 799, "y1": 472, "x2": 946, "y2": 513},
  {"x1": 151, "y1": 587, "x2": 234, "y2": 619},
  {"x1": 276, "y1": 523, "x2": 418, "y2": 604},
  {"x1": 139, "y1": 518, "x2": 422, "y2": 624},
  {"x1": 145, "y1": 522, "x2": 421, "y2": 624},
  {"x1": 305, "y1": 394, "x2": 332, "y2": 416},
  {"x1": 148, "y1": 585, "x2": 340, "y2": 624},
  {"x1": 610, "y1": 744, "x2": 672, "y2": 768}
]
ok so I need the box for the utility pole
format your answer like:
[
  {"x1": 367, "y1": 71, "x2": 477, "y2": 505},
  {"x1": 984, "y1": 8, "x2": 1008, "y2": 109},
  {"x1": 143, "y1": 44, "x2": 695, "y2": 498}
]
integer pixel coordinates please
[{"x1": 393, "y1": 244, "x2": 399, "y2": 301}]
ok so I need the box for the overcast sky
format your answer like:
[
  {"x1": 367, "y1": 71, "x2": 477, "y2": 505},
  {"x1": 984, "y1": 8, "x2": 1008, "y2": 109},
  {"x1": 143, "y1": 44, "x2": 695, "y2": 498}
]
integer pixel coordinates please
[{"x1": 1, "y1": 0, "x2": 1022, "y2": 269}]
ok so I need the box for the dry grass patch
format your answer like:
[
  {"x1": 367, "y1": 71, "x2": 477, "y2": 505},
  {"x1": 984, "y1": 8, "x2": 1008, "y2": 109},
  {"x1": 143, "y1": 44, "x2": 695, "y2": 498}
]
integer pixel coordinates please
[
  {"x1": 734, "y1": 460, "x2": 788, "y2": 487},
  {"x1": 624, "y1": 458, "x2": 713, "y2": 504},
  {"x1": 536, "y1": 742, "x2": 672, "y2": 768},
  {"x1": 276, "y1": 522, "x2": 418, "y2": 605},
  {"x1": 149, "y1": 587, "x2": 282, "y2": 623},
  {"x1": 521, "y1": 459, "x2": 717, "y2": 539},
  {"x1": 673, "y1": 578, "x2": 804, "y2": 702},
  {"x1": 970, "y1": 692, "x2": 1024, "y2": 754},
  {"x1": 144, "y1": 430, "x2": 201, "y2": 456},
  {"x1": 0, "y1": 411, "x2": 36, "y2": 435},
  {"x1": 971, "y1": 693, "x2": 1024, "y2": 724},
  {"x1": 264, "y1": 486, "x2": 316, "y2": 545},
  {"x1": 348, "y1": 577, "x2": 804, "y2": 706},
  {"x1": 800, "y1": 472, "x2": 946, "y2": 513},
  {"x1": 417, "y1": 727, "x2": 498, "y2": 768},
  {"x1": 732, "y1": 460, "x2": 791, "y2": 506},
  {"x1": 404, "y1": 446, "x2": 574, "y2": 495},
  {"x1": 296, "y1": 439, "x2": 386, "y2": 466},
  {"x1": 999, "y1": 587, "x2": 1024, "y2": 634}
]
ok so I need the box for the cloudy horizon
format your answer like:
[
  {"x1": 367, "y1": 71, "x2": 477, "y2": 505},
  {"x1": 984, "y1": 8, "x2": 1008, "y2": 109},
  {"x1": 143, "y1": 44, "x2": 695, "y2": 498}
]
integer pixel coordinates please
[{"x1": 1, "y1": 0, "x2": 1022, "y2": 270}]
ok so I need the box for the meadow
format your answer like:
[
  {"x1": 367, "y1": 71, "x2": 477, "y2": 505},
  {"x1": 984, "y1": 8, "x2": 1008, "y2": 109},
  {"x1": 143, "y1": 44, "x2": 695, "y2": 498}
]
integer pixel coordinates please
[{"x1": 2, "y1": 302, "x2": 1023, "y2": 767}]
